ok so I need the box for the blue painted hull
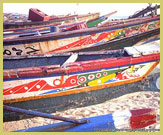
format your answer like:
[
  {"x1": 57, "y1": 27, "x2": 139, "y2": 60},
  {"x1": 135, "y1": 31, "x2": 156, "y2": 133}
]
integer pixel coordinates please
[{"x1": 14, "y1": 114, "x2": 115, "y2": 132}]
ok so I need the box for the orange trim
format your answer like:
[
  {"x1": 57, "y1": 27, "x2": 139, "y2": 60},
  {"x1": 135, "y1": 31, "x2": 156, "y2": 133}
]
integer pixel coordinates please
[{"x1": 3, "y1": 61, "x2": 159, "y2": 104}]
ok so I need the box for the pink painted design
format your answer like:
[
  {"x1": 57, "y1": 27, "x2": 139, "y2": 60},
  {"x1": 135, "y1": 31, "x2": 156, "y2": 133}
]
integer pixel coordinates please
[
  {"x1": 49, "y1": 22, "x2": 155, "y2": 53},
  {"x1": 3, "y1": 88, "x2": 12, "y2": 93},
  {"x1": 62, "y1": 75, "x2": 78, "y2": 87},
  {"x1": 53, "y1": 79, "x2": 62, "y2": 86},
  {"x1": 4, "y1": 80, "x2": 42, "y2": 95},
  {"x1": 115, "y1": 72, "x2": 129, "y2": 80},
  {"x1": 88, "y1": 74, "x2": 95, "y2": 80},
  {"x1": 78, "y1": 76, "x2": 86, "y2": 83},
  {"x1": 27, "y1": 80, "x2": 49, "y2": 92},
  {"x1": 139, "y1": 28, "x2": 146, "y2": 33},
  {"x1": 3, "y1": 75, "x2": 79, "y2": 95},
  {"x1": 48, "y1": 21, "x2": 158, "y2": 53},
  {"x1": 96, "y1": 73, "x2": 101, "y2": 78},
  {"x1": 103, "y1": 72, "x2": 108, "y2": 76},
  {"x1": 49, "y1": 32, "x2": 110, "y2": 53},
  {"x1": 70, "y1": 79, "x2": 77, "y2": 84}
]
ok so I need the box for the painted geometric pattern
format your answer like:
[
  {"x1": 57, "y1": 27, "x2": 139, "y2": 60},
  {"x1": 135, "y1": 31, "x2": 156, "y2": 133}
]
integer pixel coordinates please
[
  {"x1": 49, "y1": 20, "x2": 160, "y2": 53},
  {"x1": 3, "y1": 20, "x2": 160, "y2": 57},
  {"x1": 3, "y1": 64, "x2": 146, "y2": 97}
]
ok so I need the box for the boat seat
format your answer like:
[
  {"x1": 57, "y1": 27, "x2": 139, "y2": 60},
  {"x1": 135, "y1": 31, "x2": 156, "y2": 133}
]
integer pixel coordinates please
[{"x1": 124, "y1": 44, "x2": 160, "y2": 57}]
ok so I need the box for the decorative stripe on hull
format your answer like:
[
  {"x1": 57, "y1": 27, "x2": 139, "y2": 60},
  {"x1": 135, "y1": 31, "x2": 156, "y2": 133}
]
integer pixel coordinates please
[
  {"x1": 3, "y1": 61, "x2": 159, "y2": 103},
  {"x1": 3, "y1": 18, "x2": 160, "y2": 57}
]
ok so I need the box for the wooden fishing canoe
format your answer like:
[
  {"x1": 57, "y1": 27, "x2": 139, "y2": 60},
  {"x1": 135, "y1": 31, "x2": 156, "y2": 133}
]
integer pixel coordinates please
[
  {"x1": 3, "y1": 35, "x2": 160, "y2": 69},
  {"x1": 11, "y1": 108, "x2": 157, "y2": 132},
  {"x1": 3, "y1": 16, "x2": 160, "y2": 57},
  {"x1": 3, "y1": 11, "x2": 100, "y2": 29},
  {"x1": 3, "y1": 11, "x2": 117, "y2": 39},
  {"x1": 128, "y1": 4, "x2": 160, "y2": 18},
  {"x1": 3, "y1": 44, "x2": 160, "y2": 121}
]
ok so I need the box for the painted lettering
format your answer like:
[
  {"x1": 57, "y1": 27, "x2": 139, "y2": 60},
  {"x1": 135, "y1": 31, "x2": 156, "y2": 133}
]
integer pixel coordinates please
[
  {"x1": 3, "y1": 49, "x2": 11, "y2": 55},
  {"x1": 12, "y1": 47, "x2": 23, "y2": 55},
  {"x1": 25, "y1": 47, "x2": 40, "y2": 55}
]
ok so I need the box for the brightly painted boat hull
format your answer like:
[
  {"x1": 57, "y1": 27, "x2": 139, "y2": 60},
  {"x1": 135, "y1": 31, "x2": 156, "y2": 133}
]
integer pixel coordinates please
[
  {"x1": 73, "y1": 29, "x2": 160, "y2": 52},
  {"x1": 3, "y1": 17, "x2": 160, "y2": 57},
  {"x1": 3, "y1": 60, "x2": 160, "y2": 121},
  {"x1": 3, "y1": 34, "x2": 160, "y2": 70}
]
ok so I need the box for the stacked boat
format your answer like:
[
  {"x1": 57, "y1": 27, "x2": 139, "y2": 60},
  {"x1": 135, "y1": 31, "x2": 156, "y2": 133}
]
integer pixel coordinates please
[{"x1": 3, "y1": 4, "x2": 160, "y2": 132}]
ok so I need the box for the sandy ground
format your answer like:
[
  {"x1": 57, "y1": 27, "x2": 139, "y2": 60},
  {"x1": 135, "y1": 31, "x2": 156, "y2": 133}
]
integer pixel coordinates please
[{"x1": 3, "y1": 90, "x2": 160, "y2": 132}]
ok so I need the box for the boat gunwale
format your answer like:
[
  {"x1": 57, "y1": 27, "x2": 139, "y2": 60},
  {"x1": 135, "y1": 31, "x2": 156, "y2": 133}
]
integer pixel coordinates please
[
  {"x1": 3, "y1": 29, "x2": 160, "y2": 60},
  {"x1": 3, "y1": 15, "x2": 154, "y2": 35},
  {"x1": 3, "y1": 61, "x2": 159, "y2": 103},
  {"x1": 3, "y1": 12, "x2": 100, "y2": 26},
  {"x1": 3, "y1": 53, "x2": 160, "y2": 80},
  {"x1": 3, "y1": 16, "x2": 160, "y2": 44}
]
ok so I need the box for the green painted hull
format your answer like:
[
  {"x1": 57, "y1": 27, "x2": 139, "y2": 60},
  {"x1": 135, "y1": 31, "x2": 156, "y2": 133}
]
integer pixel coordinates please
[{"x1": 87, "y1": 18, "x2": 105, "y2": 27}]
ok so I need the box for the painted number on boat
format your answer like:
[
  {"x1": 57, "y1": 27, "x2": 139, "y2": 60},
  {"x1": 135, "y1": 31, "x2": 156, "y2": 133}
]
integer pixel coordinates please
[{"x1": 3, "y1": 46, "x2": 40, "y2": 56}]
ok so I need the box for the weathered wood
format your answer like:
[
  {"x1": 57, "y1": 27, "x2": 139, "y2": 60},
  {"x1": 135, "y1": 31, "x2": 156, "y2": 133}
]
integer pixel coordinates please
[
  {"x1": 3, "y1": 11, "x2": 117, "y2": 39},
  {"x1": 3, "y1": 44, "x2": 160, "y2": 106},
  {"x1": 4, "y1": 12, "x2": 100, "y2": 29},
  {"x1": 129, "y1": 4, "x2": 160, "y2": 18},
  {"x1": 3, "y1": 16, "x2": 160, "y2": 57}
]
